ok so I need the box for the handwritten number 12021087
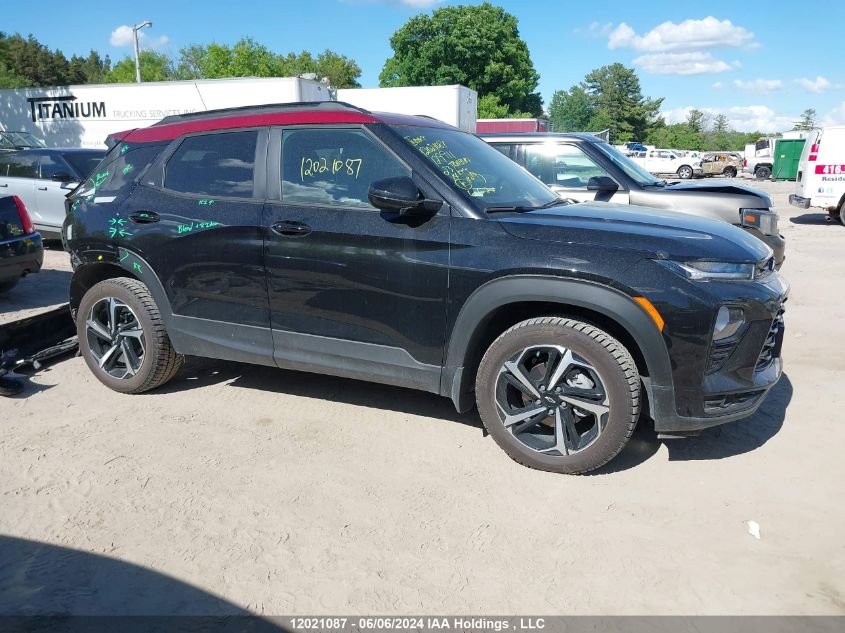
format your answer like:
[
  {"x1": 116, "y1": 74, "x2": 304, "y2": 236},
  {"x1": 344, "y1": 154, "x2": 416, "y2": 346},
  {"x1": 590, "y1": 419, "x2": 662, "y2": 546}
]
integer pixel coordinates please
[{"x1": 301, "y1": 156, "x2": 363, "y2": 180}]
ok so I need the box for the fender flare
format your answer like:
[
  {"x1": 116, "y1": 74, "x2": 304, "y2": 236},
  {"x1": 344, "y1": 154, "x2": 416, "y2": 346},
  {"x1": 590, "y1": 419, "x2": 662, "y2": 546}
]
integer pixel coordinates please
[
  {"x1": 70, "y1": 248, "x2": 174, "y2": 326},
  {"x1": 441, "y1": 275, "x2": 674, "y2": 412}
]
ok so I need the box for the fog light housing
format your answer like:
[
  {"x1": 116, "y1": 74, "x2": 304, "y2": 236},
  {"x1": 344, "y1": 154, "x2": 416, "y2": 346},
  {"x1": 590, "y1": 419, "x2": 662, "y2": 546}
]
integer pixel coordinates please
[{"x1": 713, "y1": 306, "x2": 745, "y2": 341}]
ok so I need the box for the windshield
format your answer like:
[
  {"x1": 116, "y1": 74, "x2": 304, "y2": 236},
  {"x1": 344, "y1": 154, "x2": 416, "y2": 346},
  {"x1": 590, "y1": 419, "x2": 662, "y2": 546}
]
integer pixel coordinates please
[
  {"x1": 395, "y1": 125, "x2": 559, "y2": 211},
  {"x1": 64, "y1": 151, "x2": 106, "y2": 181},
  {"x1": 5, "y1": 132, "x2": 46, "y2": 148},
  {"x1": 596, "y1": 143, "x2": 663, "y2": 186}
]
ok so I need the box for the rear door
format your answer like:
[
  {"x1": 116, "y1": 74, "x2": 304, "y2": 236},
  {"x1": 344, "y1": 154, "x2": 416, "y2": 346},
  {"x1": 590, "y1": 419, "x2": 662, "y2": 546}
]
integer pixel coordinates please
[
  {"x1": 0, "y1": 152, "x2": 37, "y2": 213},
  {"x1": 262, "y1": 125, "x2": 450, "y2": 391},
  {"x1": 120, "y1": 129, "x2": 273, "y2": 363}
]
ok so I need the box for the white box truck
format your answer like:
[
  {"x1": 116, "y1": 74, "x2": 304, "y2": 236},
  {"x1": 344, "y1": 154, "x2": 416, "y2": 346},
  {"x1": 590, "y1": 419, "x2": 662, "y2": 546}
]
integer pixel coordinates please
[
  {"x1": 0, "y1": 77, "x2": 332, "y2": 148},
  {"x1": 338, "y1": 85, "x2": 477, "y2": 132},
  {"x1": 789, "y1": 125, "x2": 845, "y2": 224}
]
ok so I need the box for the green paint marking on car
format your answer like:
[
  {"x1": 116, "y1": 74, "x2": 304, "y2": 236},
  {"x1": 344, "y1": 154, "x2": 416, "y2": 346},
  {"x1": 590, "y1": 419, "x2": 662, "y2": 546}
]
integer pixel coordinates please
[{"x1": 197, "y1": 199, "x2": 215, "y2": 206}]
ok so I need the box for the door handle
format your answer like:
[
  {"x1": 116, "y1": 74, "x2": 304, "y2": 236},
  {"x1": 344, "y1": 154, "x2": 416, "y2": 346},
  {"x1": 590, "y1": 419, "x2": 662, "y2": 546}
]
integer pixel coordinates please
[
  {"x1": 129, "y1": 211, "x2": 160, "y2": 224},
  {"x1": 0, "y1": 184, "x2": 7, "y2": 188},
  {"x1": 37, "y1": 186, "x2": 48, "y2": 191},
  {"x1": 272, "y1": 220, "x2": 311, "y2": 237}
]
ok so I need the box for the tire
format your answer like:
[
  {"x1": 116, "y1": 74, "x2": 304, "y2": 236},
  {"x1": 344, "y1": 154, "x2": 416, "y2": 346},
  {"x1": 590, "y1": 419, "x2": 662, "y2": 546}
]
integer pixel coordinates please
[
  {"x1": 839, "y1": 200, "x2": 845, "y2": 227},
  {"x1": 755, "y1": 165, "x2": 772, "y2": 180},
  {"x1": 723, "y1": 167, "x2": 737, "y2": 178},
  {"x1": 77, "y1": 277, "x2": 183, "y2": 394},
  {"x1": 677, "y1": 165, "x2": 693, "y2": 179},
  {"x1": 0, "y1": 279, "x2": 18, "y2": 294},
  {"x1": 475, "y1": 317, "x2": 641, "y2": 474}
]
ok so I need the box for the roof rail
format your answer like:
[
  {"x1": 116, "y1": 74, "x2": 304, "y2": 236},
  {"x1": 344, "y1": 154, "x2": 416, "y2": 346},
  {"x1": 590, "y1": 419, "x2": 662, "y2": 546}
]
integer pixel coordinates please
[{"x1": 153, "y1": 101, "x2": 371, "y2": 126}]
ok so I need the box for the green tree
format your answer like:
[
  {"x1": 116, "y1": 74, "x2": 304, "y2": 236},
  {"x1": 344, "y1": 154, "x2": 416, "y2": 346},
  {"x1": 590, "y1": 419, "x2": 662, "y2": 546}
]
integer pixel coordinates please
[
  {"x1": 792, "y1": 108, "x2": 817, "y2": 131},
  {"x1": 476, "y1": 93, "x2": 531, "y2": 118},
  {"x1": 710, "y1": 114, "x2": 730, "y2": 150},
  {"x1": 175, "y1": 40, "x2": 361, "y2": 87},
  {"x1": 686, "y1": 108, "x2": 707, "y2": 134},
  {"x1": 548, "y1": 86, "x2": 592, "y2": 132},
  {"x1": 107, "y1": 50, "x2": 174, "y2": 83},
  {"x1": 0, "y1": 32, "x2": 72, "y2": 86},
  {"x1": 379, "y1": 2, "x2": 542, "y2": 115}
]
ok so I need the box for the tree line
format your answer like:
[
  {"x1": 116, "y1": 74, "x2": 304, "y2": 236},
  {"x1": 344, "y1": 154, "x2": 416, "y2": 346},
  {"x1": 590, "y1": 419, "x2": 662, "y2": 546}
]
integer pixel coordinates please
[{"x1": 1, "y1": 2, "x2": 820, "y2": 152}]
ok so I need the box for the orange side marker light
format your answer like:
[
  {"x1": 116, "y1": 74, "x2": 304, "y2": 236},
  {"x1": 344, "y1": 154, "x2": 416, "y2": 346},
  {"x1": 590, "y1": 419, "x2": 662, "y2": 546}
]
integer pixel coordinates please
[{"x1": 633, "y1": 296, "x2": 664, "y2": 332}]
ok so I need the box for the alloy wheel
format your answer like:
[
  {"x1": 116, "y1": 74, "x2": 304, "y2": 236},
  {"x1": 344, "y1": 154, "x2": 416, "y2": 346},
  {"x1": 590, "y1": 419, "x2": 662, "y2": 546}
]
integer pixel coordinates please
[
  {"x1": 494, "y1": 345, "x2": 610, "y2": 456},
  {"x1": 85, "y1": 297, "x2": 146, "y2": 379}
]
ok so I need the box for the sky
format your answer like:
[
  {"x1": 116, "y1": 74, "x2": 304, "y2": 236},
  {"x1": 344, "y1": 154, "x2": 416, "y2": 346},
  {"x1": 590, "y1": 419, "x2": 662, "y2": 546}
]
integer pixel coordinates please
[{"x1": 3, "y1": 0, "x2": 843, "y2": 132}]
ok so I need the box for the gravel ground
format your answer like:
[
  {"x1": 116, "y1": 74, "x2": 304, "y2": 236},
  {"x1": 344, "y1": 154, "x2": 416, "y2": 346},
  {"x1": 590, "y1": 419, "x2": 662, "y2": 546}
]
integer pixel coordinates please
[{"x1": 1, "y1": 179, "x2": 843, "y2": 616}]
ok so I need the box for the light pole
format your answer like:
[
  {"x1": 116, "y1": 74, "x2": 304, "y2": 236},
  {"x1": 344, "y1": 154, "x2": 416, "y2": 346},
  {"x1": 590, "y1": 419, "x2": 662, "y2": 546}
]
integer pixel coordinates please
[{"x1": 132, "y1": 21, "x2": 153, "y2": 83}]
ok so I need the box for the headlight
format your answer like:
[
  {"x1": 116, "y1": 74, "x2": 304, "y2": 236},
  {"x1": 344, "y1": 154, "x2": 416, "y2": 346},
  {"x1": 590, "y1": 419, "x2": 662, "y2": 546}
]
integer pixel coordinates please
[
  {"x1": 713, "y1": 306, "x2": 745, "y2": 341},
  {"x1": 741, "y1": 208, "x2": 779, "y2": 235},
  {"x1": 654, "y1": 259, "x2": 755, "y2": 281}
]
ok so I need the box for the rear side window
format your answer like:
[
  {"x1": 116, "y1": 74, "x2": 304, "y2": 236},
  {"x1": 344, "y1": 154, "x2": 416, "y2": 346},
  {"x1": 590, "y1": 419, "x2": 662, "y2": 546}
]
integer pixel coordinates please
[
  {"x1": 164, "y1": 131, "x2": 257, "y2": 198},
  {"x1": 3, "y1": 154, "x2": 38, "y2": 178}
]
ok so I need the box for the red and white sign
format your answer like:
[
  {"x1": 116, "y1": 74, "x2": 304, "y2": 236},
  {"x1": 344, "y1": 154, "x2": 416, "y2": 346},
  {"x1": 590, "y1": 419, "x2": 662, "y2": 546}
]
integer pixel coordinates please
[{"x1": 815, "y1": 164, "x2": 845, "y2": 174}]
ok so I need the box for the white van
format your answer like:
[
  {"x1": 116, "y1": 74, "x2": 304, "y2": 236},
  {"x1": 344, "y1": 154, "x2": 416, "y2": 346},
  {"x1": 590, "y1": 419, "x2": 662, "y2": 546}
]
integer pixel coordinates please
[{"x1": 790, "y1": 126, "x2": 845, "y2": 224}]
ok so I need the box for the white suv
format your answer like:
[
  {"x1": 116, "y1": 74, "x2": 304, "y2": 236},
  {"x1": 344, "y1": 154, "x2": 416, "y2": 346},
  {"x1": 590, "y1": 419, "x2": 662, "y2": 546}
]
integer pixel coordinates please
[
  {"x1": 0, "y1": 148, "x2": 104, "y2": 238},
  {"x1": 628, "y1": 149, "x2": 702, "y2": 179}
]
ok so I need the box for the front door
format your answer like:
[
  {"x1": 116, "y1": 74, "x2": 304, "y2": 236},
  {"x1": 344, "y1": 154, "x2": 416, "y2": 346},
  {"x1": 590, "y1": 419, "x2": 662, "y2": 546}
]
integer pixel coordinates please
[
  {"x1": 263, "y1": 125, "x2": 450, "y2": 392},
  {"x1": 520, "y1": 143, "x2": 629, "y2": 204},
  {"x1": 34, "y1": 151, "x2": 78, "y2": 232}
]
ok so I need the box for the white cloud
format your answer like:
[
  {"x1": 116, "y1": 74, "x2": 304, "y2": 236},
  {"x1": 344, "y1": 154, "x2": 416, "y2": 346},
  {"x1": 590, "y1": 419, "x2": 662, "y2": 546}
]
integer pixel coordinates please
[
  {"x1": 608, "y1": 17, "x2": 756, "y2": 52},
  {"x1": 732, "y1": 78, "x2": 783, "y2": 92},
  {"x1": 712, "y1": 82, "x2": 723, "y2": 89},
  {"x1": 110, "y1": 24, "x2": 169, "y2": 49},
  {"x1": 821, "y1": 102, "x2": 845, "y2": 127},
  {"x1": 633, "y1": 52, "x2": 733, "y2": 75},
  {"x1": 663, "y1": 105, "x2": 794, "y2": 132},
  {"x1": 587, "y1": 21, "x2": 613, "y2": 37},
  {"x1": 795, "y1": 76, "x2": 831, "y2": 93}
]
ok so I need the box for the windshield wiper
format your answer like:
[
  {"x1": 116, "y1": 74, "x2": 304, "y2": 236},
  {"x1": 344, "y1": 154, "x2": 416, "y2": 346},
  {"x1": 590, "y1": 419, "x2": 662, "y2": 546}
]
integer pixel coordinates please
[{"x1": 485, "y1": 199, "x2": 566, "y2": 214}]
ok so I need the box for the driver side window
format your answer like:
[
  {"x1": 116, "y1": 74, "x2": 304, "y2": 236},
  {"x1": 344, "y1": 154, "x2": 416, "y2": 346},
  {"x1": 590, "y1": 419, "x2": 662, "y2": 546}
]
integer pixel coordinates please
[
  {"x1": 523, "y1": 144, "x2": 609, "y2": 189},
  {"x1": 281, "y1": 128, "x2": 411, "y2": 209}
]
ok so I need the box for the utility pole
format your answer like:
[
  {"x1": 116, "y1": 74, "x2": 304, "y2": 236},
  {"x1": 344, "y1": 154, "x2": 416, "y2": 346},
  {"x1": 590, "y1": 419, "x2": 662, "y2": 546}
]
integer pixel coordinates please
[{"x1": 132, "y1": 21, "x2": 153, "y2": 83}]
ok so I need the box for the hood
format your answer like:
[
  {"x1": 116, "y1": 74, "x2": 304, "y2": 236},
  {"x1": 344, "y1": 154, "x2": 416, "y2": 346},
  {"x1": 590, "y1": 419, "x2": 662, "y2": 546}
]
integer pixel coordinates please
[
  {"x1": 498, "y1": 202, "x2": 772, "y2": 263},
  {"x1": 662, "y1": 180, "x2": 772, "y2": 207}
]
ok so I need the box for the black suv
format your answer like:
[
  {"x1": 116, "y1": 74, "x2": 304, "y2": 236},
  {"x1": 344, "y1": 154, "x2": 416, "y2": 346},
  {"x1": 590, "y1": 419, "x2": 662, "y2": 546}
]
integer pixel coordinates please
[{"x1": 63, "y1": 103, "x2": 788, "y2": 474}]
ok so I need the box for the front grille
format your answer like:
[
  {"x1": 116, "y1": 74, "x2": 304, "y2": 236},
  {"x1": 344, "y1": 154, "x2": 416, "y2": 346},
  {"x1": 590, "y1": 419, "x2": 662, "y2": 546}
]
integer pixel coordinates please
[{"x1": 755, "y1": 304, "x2": 785, "y2": 371}]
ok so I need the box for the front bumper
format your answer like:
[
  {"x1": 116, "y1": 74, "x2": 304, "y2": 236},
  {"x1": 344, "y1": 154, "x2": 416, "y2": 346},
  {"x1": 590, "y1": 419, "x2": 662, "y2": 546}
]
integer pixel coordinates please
[
  {"x1": 789, "y1": 194, "x2": 811, "y2": 209},
  {"x1": 646, "y1": 272, "x2": 788, "y2": 434}
]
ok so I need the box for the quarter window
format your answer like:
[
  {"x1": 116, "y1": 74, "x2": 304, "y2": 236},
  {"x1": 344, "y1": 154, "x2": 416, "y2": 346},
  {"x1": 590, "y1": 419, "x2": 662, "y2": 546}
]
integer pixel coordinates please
[
  {"x1": 165, "y1": 131, "x2": 258, "y2": 198},
  {"x1": 523, "y1": 144, "x2": 609, "y2": 188},
  {"x1": 281, "y1": 128, "x2": 410, "y2": 208}
]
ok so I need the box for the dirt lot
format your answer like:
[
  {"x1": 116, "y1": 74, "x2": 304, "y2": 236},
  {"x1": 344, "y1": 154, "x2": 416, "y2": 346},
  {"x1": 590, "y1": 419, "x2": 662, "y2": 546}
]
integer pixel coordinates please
[{"x1": 1, "y1": 180, "x2": 843, "y2": 616}]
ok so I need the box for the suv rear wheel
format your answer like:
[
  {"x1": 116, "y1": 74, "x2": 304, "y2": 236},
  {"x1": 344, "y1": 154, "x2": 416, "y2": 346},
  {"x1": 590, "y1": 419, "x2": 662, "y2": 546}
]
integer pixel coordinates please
[
  {"x1": 475, "y1": 317, "x2": 641, "y2": 474},
  {"x1": 723, "y1": 166, "x2": 737, "y2": 178},
  {"x1": 77, "y1": 277, "x2": 183, "y2": 394}
]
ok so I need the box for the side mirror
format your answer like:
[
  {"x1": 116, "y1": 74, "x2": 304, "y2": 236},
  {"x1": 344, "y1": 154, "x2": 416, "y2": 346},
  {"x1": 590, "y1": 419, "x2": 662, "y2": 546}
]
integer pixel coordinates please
[
  {"x1": 587, "y1": 176, "x2": 619, "y2": 192},
  {"x1": 368, "y1": 176, "x2": 442, "y2": 216},
  {"x1": 51, "y1": 172, "x2": 73, "y2": 182}
]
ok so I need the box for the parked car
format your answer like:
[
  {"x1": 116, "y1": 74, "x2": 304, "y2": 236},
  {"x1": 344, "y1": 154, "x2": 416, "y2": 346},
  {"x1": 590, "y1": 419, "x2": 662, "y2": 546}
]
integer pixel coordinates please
[
  {"x1": 482, "y1": 133, "x2": 785, "y2": 267},
  {"x1": 0, "y1": 195, "x2": 43, "y2": 293},
  {"x1": 790, "y1": 125, "x2": 845, "y2": 224},
  {"x1": 0, "y1": 148, "x2": 106, "y2": 238},
  {"x1": 0, "y1": 131, "x2": 46, "y2": 151},
  {"x1": 63, "y1": 102, "x2": 787, "y2": 474},
  {"x1": 701, "y1": 152, "x2": 742, "y2": 178},
  {"x1": 628, "y1": 148, "x2": 702, "y2": 179}
]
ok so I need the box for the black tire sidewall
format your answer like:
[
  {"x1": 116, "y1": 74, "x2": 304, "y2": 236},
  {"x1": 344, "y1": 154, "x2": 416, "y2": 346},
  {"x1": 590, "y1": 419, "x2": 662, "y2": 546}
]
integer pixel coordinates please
[
  {"x1": 476, "y1": 322, "x2": 637, "y2": 474},
  {"x1": 678, "y1": 166, "x2": 692, "y2": 179},
  {"x1": 76, "y1": 278, "x2": 160, "y2": 393}
]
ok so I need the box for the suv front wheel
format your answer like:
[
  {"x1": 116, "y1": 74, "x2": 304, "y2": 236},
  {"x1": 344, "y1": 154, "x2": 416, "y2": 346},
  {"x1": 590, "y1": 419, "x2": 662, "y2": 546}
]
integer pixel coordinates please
[
  {"x1": 475, "y1": 317, "x2": 641, "y2": 474},
  {"x1": 677, "y1": 165, "x2": 694, "y2": 179},
  {"x1": 77, "y1": 277, "x2": 183, "y2": 394}
]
